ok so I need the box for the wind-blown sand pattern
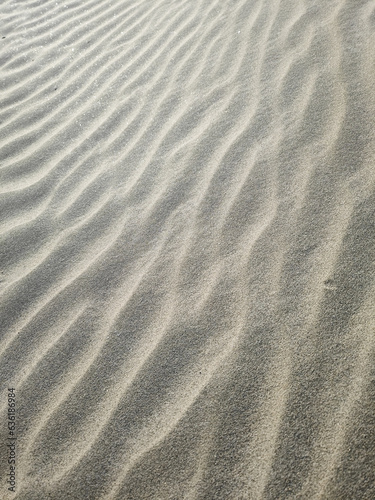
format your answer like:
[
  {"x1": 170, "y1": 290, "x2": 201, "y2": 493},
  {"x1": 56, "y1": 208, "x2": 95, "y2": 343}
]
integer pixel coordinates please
[{"x1": 1, "y1": 0, "x2": 375, "y2": 498}]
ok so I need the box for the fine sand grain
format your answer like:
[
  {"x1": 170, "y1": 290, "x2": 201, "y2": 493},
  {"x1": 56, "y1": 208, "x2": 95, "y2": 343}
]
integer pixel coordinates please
[{"x1": 1, "y1": 0, "x2": 375, "y2": 498}]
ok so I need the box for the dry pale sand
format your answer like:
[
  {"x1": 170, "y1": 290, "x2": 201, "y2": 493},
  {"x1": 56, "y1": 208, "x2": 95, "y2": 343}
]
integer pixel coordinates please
[{"x1": 1, "y1": 0, "x2": 375, "y2": 498}]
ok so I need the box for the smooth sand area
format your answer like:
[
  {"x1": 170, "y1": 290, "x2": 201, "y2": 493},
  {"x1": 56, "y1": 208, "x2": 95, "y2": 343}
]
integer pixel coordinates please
[{"x1": 1, "y1": 0, "x2": 375, "y2": 498}]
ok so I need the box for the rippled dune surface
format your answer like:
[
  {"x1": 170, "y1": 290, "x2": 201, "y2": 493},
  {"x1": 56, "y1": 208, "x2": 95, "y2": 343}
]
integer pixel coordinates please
[{"x1": 1, "y1": 0, "x2": 375, "y2": 498}]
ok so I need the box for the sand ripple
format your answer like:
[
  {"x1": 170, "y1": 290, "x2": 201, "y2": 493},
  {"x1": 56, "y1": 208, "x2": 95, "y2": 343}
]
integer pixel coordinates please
[{"x1": 1, "y1": 0, "x2": 375, "y2": 498}]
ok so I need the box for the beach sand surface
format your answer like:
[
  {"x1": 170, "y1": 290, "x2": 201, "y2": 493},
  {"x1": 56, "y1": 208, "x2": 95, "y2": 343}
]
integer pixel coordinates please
[{"x1": 1, "y1": 0, "x2": 375, "y2": 498}]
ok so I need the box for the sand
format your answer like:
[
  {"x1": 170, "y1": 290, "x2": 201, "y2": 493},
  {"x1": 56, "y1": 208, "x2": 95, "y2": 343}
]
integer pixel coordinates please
[{"x1": 1, "y1": 0, "x2": 375, "y2": 498}]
